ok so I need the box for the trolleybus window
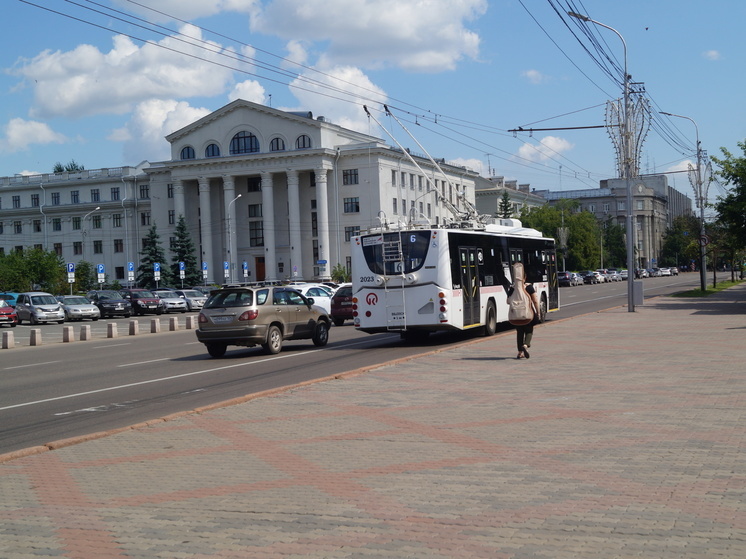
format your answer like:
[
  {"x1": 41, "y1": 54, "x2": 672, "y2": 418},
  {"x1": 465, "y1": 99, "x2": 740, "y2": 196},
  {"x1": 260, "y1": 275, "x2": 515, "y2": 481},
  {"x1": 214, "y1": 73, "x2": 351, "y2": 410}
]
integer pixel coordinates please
[{"x1": 360, "y1": 231, "x2": 431, "y2": 275}]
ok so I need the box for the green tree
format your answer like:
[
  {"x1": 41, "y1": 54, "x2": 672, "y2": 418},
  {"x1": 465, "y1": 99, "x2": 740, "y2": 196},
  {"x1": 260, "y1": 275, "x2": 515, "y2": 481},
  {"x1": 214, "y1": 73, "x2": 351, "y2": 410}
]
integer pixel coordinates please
[
  {"x1": 53, "y1": 159, "x2": 85, "y2": 173},
  {"x1": 170, "y1": 216, "x2": 202, "y2": 287},
  {"x1": 712, "y1": 140, "x2": 746, "y2": 250},
  {"x1": 137, "y1": 225, "x2": 173, "y2": 288},
  {"x1": 72, "y1": 261, "x2": 97, "y2": 292},
  {"x1": 497, "y1": 191, "x2": 513, "y2": 219},
  {"x1": 660, "y1": 215, "x2": 700, "y2": 268},
  {"x1": 601, "y1": 217, "x2": 626, "y2": 268},
  {"x1": 0, "y1": 248, "x2": 66, "y2": 292},
  {"x1": 331, "y1": 263, "x2": 350, "y2": 283}
]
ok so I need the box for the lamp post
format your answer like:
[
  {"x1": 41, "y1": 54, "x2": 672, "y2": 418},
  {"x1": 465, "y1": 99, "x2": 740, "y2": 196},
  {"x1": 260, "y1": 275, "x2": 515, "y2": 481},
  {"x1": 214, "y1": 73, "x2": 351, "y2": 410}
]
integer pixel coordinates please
[
  {"x1": 568, "y1": 11, "x2": 635, "y2": 311},
  {"x1": 81, "y1": 206, "x2": 100, "y2": 263},
  {"x1": 660, "y1": 111, "x2": 707, "y2": 292},
  {"x1": 227, "y1": 194, "x2": 241, "y2": 283}
]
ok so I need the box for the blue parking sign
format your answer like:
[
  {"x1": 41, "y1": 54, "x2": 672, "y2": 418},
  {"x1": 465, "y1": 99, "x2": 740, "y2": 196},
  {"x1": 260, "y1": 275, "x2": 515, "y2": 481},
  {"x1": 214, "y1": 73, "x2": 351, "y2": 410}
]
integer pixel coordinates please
[
  {"x1": 154, "y1": 262, "x2": 161, "y2": 272},
  {"x1": 97, "y1": 264, "x2": 105, "y2": 274},
  {"x1": 67, "y1": 263, "x2": 75, "y2": 273},
  {"x1": 202, "y1": 261, "x2": 208, "y2": 271},
  {"x1": 179, "y1": 261, "x2": 185, "y2": 271},
  {"x1": 128, "y1": 262, "x2": 135, "y2": 272}
]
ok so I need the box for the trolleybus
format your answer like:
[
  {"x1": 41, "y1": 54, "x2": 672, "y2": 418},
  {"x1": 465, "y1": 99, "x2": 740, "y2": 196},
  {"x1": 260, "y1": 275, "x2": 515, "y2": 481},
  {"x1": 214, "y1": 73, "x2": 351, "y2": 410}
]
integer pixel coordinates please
[{"x1": 350, "y1": 219, "x2": 558, "y2": 339}]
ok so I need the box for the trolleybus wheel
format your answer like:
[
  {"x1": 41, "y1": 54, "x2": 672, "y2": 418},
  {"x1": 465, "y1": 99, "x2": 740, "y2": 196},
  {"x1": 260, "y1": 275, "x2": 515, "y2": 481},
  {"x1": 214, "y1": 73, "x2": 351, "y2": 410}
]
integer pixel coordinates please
[{"x1": 483, "y1": 302, "x2": 497, "y2": 336}]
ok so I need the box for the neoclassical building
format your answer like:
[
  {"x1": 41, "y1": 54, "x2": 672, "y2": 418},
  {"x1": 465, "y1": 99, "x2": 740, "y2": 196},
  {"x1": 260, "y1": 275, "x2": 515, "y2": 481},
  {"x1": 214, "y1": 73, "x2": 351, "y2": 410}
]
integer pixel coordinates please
[{"x1": 0, "y1": 99, "x2": 480, "y2": 285}]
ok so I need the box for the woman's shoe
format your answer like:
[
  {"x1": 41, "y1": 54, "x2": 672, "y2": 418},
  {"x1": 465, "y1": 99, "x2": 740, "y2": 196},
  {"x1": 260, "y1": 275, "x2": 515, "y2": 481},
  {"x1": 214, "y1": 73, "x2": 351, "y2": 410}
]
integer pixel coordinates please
[
  {"x1": 516, "y1": 352, "x2": 524, "y2": 359},
  {"x1": 523, "y1": 346, "x2": 530, "y2": 359}
]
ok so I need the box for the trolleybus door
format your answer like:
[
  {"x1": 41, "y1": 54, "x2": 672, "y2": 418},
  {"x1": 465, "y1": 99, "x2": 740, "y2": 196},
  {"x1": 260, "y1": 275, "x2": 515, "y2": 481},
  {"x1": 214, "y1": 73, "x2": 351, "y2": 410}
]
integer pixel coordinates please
[
  {"x1": 459, "y1": 247, "x2": 481, "y2": 327},
  {"x1": 546, "y1": 250, "x2": 559, "y2": 310}
]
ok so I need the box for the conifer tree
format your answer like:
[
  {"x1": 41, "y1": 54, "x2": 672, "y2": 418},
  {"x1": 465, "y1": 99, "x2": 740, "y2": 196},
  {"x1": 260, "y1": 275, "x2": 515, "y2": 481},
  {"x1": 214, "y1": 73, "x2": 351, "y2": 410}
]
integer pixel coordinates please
[
  {"x1": 137, "y1": 225, "x2": 173, "y2": 288},
  {"x1": 170, "y1": 215, "x2": 202, "y2": 287},
  {"x1": 498, "y1": 190, "x2": 513, "y2": 219}
]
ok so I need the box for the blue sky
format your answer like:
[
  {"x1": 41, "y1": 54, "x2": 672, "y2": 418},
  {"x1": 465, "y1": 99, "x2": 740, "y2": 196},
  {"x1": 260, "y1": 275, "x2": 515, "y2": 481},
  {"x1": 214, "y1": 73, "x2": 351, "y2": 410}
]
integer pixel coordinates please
[{"x1": 2, "y1": 0, "x2": 743, "y2": 207}]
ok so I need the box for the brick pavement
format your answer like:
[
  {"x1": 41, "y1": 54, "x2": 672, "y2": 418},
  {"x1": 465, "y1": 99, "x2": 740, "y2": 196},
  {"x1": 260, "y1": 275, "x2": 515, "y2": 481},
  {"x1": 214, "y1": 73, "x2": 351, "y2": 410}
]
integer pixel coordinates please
[{"x1": 1, "y1": 285, "x2": 745, "y2": 558}]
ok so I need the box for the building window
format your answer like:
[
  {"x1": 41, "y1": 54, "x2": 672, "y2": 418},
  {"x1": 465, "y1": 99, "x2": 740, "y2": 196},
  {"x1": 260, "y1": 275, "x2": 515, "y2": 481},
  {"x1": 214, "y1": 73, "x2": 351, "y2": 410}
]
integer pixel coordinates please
[
  {"x1": 418, "y1": 176, "x2": 423, "y2": 191},
  {"x1": 427, "y1": 203, "x2": 432, "y2": 218},
  {"x1": 269, "y1": 138, "x2": 285, "y2": 152},
  {"x1": 167, "y1": 183, "x2": 173, "y2": 198},
  {"x1": 72, "y1": 217, "x2": 81, "y2": 230},
  {"x1": 12, "y1": 195, "x2": 21, "y2": 208},
  {"x1": 295, "y1": 134, "x2": 311, "y2": 149},
  {"x1": 111, "y1": 187, "x2": 120, "y2": 201},
  {"x1": 168, "y1": 210, "x2": 175, "y2": 225},
  {"x1": 169, "y1": 236, "x2": 177, "y2": 250},
  {"x1": 637, "y1": 200, "x2": 644, "y2": 210},
  {"x1": 248, "y1": 204, "x2": 262, "y2": 218},
  {"x1": 247, "y1": 177, "x2": 261, "y2": 192},
  {"x1": 311, "y1": 212, "x2": 317, "y2": 237},
  {"x1": 603, "y1": 203, "x2": 610, "y2": 213},
  {"x1": 52, "y1": 192, "x2": 60, "y2": 205},
  {"x1": 344, "y1": 226, "x2": 360, "y2": 242},
  {"x1": 33, "y1": 219, "x2": 41, "y2": 233},
  {"x1": 53, "y1": 243, "x2": 62, "y2": 256},
  {"x1": 618, "y1": 201, "x2": 626, "y2": 211},
  {"x1": 52, "y1": 218, "x2": 62, "y2": 231},
  {"x1": 31, "y1": 194, "x2": 40, "y2": 207},
  {"x1": 115, "y1": 266, "x2": 124, "y2": 280},
  {"x1": 139, "y1": 183, "x2": 150, "y2": 199},
  {"x1": 410, "y1": 174, "x2": 415, "y2": 190},
  {"x1": 180, "y1": 146, "x2": 196, "y2": 159},
  {"x1": 93, "y1": 240, "x2": 103, "y2": 254},
  {"x1": 230, "y1": 131, "x2": 260, "y2": 154},
  {"x1": 391, "y1": 170, "x2": 397, "y2": 187},
  {"x1": 310, "y1": 171, "x2": 316, "y2": 187},
  {"x1": 141, "y1": 211, "x2": 151, "y2": 226},
  {"x1": 73, "y1": 241, "x2": 82, "y2": 255},
  {"x1": 91, "y1": 189, "x2": 100, "y2": 202},
  {"x1": 249, "y1": 221, "x2": 264, "y2": 247},
  {"x1": 342, "y1": 169, "x2": 359, "y2": 185},
  {"x1": 114, "y1": 239, "x2": 124, "y2": 252},
  {"x1": 589, "y1": 204, "x2": 596, "y2": 212},
  {"x1": 71, "y1": 191, "x2": 79, "y2": 204},
  {"x1": 205, "y1": 143, "x2": 220, "y2": 158},
  {"x1": 401, "y1": 172, "x2": 406, "y2": 188},
  {"x1": 34, "y1": 244, "x2": 42, "y2": 250},
  {"x1": 92, "y1": 215, "x2": 102, "y2": 229},
  {"x1": 112, "y1": 213, "x2": 122, "y2": 227},
  {"x1": 392, "y1": 198, "x2": 398, "y2": 215},
  {"x1": 343, "y1": 197, "x2": 360, "y2": 213}
]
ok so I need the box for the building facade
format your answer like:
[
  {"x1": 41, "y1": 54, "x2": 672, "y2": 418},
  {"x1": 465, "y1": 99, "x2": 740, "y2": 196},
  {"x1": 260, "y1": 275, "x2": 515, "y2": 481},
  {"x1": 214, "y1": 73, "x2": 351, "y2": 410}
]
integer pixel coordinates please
[
  {"x1": 474, "y1": 175, "x2": 546, "y2": 217},
  {"x1": 0, "y1": 99, "x2": 479, "y2": 286}
]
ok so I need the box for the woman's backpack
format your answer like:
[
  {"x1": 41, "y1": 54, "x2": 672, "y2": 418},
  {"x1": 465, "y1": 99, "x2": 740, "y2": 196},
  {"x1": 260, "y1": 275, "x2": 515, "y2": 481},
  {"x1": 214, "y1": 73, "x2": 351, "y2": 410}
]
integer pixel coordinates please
[{"x1": 507, "y1": 262, "x2": 534, "y2": 326}]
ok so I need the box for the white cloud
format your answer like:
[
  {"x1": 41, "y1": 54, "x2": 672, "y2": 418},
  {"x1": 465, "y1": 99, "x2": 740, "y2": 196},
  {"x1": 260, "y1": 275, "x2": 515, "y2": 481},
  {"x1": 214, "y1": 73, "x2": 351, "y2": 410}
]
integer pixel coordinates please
[
  {"x1": 667, "y1": 160, "x2": 694, "y2": 174},
  {"x1": 12, "y1": 25, "x2": 238, "y2": 120},
  {"x1": 286, "y1": 65, "x2": 388, "y2": 134},
  {"x1": 521, "y1": 69, "x2": 549, "y2": 85},
  {"x1": 448, "y1": 157, "x2": 486, "y2": 176},
  {"x1": 111, "y1": 0, "x2": 259, "y2": 21},
  {"x1": 228, "y1": 80, "x2": 267, "y2": 103},
  {"x1": 516, "y1": 136, "x2": 573, "y2": 163},
  {"x1": 0, "y1": 118, "x2": 67, "y2": 153},
  {"x1": 702, "y1": 50, "x2": 721, "y2": 61},
  {"x1": 109, "y1": 99, "x2": 211, "y2": 163},
  {"x1": 252, "y1": 0, "x2": 487, "y2": 72}
]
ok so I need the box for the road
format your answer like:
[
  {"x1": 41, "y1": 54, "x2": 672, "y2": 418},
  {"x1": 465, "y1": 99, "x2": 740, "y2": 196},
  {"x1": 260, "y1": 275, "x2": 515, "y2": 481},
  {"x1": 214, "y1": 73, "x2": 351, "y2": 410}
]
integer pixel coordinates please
[{"x1": 0, "y1": 274, "x2": 700, "y2": 454}]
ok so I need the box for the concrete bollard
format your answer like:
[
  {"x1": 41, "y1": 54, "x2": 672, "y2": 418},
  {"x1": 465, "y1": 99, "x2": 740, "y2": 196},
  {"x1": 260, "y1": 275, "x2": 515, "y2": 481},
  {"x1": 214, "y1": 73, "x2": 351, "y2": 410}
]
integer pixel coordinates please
[
  {"x1": 129, "y1": 320, "x2": 139, "y2": 336},
  {"x1": 80, "y1": 324, "x2": 92, "y2": 341},
  {"x1": 62, "y1": 326, "x2": 75, "y2": 343},
  {"x1": 150, "y1": 318, "x2": 161, "y2": 333},
  {"x1": 2, "y1": 330, "x2": 14, "y2": 349},
  {"x1": 30, "y1": 329, "x2": 42, "y2": 346},
  {"x1": 107, "y1": 322, "x2": 118, "y2": 338},
  {"x1": 169, "y1": 317, "x2": 179, "y2": 331},
  {"x1": 185, "y1": 315, "x2": 195, "y2": 330}
]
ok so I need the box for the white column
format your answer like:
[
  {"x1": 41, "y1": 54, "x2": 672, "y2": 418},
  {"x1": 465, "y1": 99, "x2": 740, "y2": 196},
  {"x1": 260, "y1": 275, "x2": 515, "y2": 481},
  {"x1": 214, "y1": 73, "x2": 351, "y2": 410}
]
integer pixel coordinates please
[
  {"x1": 315, "y1": 167, "x2": 331, "y2": 280},
  {"x1": 261, "y1": 171, "x2": 277, "y2": 281},
  {"x1": 286, "y1": 169, "x2": 303, "y2": 280},
  {"x1": 222, "y1": 175, "x2": 238, "y2": 282},
  {"x1": 173, "y1": 180, "x2": 186, "y2": 221},
  {"x1": 198, "y1": 177, "x2": 214, "y2": 283}
]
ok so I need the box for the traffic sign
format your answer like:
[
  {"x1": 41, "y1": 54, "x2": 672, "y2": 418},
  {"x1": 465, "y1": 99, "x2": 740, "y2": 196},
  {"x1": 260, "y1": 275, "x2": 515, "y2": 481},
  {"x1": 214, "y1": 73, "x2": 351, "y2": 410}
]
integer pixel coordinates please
[
  {"x1": 700, "y1": 234, "x2": 710, "y2": 247},
  {"x1": 67, "y1": 263, "x2": 75, "y2": 273},
  {"x1": 202, "y1": 261, "x2": 208, "y2": 271},
  {"x1": 179, "y1": 261, "x2": 185, "y2": 271},
  {"x1": 128, "y1": 262, "x2": 135, "y2": 272},
  {"x1": 97, "y1": 264, "x2": 105, "y2": 274},
  {"x1": 154, "y1": 262, "x2": 161, "y2": 272}
]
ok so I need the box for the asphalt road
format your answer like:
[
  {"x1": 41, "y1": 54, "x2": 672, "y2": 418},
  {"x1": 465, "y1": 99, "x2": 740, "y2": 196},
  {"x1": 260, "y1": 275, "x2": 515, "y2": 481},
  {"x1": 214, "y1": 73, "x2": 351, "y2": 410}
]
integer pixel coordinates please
[{"x1": 0, "y1": 273, "x2": 701, "y2": 454}]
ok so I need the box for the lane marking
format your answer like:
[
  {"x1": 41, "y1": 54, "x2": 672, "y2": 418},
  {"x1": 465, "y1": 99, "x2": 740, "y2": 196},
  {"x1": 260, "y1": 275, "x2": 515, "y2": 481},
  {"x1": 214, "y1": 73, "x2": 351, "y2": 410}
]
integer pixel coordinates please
[
  {"x1": 4, "y1": 361, "x2": 61, "y2": 371},
  {"x1": 118, "y1": 358, "x2": 171, "y2": 368}
]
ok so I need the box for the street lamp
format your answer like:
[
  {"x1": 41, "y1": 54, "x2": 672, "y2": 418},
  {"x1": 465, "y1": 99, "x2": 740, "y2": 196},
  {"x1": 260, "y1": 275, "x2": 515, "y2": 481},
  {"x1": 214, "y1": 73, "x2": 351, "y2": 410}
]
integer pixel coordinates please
[
  {"x1": 81, "y1": 206, "x2": 101, "y2": 263},
  {"x1": 227, "y1": 194, "x2": 242, "y2": 283},
  {"x1": 660, "y1": 111, "x2": 708, "y2": 292},
  {"x1": 568, "y1": 11, "x2": 636, "y2": 312}
]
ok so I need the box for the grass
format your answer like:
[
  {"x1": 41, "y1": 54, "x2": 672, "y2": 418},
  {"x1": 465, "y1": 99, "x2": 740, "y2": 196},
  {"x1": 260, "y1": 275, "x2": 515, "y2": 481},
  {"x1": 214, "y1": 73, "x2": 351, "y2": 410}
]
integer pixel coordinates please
[{"x1": 671, "y1": 278, "x2": 744, "y2": 298}]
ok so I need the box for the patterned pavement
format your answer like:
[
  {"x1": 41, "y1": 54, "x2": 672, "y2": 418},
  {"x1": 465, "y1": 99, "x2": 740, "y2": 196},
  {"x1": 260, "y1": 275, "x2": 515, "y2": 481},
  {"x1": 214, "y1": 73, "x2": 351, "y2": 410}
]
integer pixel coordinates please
[{"x1": 1, "y1": 283, "x2": 745, "y2": 558}]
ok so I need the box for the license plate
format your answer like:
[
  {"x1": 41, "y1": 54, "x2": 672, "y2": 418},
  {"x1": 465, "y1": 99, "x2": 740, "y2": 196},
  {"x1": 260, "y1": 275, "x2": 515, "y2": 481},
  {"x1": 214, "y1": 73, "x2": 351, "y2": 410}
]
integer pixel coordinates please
[{"x1": 211, "y1": 315, "x2": 233, "y2": 324}]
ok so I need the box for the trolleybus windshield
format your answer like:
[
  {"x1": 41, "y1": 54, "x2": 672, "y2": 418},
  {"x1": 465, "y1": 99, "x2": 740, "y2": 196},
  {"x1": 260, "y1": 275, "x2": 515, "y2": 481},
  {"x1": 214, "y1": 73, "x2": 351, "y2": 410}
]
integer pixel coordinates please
[{"x1": 360, "y1": 231, "x2": 431, "y2": 275}]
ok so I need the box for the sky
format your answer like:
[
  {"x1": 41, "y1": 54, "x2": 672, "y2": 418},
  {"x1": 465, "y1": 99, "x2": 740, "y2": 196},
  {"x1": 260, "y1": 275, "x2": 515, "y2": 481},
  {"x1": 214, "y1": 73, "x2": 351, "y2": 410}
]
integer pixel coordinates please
[{"x1": 2, "y1": 0, "x2": 744, "y2": 208}]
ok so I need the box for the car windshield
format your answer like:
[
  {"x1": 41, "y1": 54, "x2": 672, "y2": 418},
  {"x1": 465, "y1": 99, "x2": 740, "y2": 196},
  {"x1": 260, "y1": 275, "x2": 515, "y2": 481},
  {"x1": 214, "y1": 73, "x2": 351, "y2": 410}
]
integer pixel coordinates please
[
  {"x1": 132, "y1": 291, "x2": 156, "y2": 298},
  {"x1": 180, "y1": 290, "x2": 202, "y2": 297},
  {"x1": 205, "y1": 290, "x2": 253, "y2": 308},
  {"x1": 97, "y1": 291, "x2": 121, "y2": 300},
  {"x1": 63, "y1": 297, "x2": 89, "y2": 305},
  {"x1": 30, "y1": 295, "x2": 58, "y2": 305}
]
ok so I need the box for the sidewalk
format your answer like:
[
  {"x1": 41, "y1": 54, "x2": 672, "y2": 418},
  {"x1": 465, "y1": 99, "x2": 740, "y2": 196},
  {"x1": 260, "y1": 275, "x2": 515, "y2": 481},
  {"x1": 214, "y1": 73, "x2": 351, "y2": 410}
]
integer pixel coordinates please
[{"x1": 2, "y1": 285, "x2": 745, "y2": 558}]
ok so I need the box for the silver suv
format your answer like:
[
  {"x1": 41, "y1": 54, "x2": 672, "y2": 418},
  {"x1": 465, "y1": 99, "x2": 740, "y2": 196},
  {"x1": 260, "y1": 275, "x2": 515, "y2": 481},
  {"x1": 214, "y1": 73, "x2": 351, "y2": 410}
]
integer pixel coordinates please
[
  {"x1": 196, "y1": 286, "x2": 330, "y2": 357},
  {"x1": 15, "y1": 292, "x2": 65, "y2": 324}
]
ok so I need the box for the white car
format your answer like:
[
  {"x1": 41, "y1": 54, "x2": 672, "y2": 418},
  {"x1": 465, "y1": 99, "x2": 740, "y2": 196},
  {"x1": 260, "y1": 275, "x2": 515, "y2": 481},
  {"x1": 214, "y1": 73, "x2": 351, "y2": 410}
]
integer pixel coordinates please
[
  {"x1": 659, "y1": 267, "x2": 672, "y2": 276},
  {"x1": 153, "y1": 290, "x2": 188, "y2": 313},
  {"x1": 290, "y1": 284, "x2": 334, "y2": 315},
  {"x1": 57, "y1": 295, "x2": 101, "y2": 321},
  {"x1": 173, "y1": 289, "x2": 208, "y2": 311}
]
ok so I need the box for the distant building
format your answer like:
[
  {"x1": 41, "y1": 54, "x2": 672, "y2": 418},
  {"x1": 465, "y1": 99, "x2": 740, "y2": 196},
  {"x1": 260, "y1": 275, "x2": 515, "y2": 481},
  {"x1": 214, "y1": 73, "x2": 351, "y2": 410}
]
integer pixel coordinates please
[
  {"x1": 474, "y1": 175, "x2": 546, "y2": 218},
  {"x1": 534, "y1": 174, "x2": 693, "y2": 269}
]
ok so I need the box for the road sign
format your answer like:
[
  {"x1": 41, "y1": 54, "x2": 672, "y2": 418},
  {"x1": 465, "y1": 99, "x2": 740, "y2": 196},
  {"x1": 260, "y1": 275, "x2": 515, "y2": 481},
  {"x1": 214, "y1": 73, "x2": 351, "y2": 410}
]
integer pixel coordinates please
[
  {"x1": 128, "y1": 262, "x2": 135, "y2": 273},
  {"x1": 224, "y1": 261, "x2": 230, "y2": 278},
  {"x1": 67, "y1": 263, "x2": 75, "y2": 273},
  {"x1": 317, "y1": 260, "x2": 327, "y2": 265},
  {"x1": 700, "y1": 234, "x2": 710, "y2": 247},
  {"x1": 202, "y1": 261, "x2": 208, "y2": 271},
  {"x1": 97, "y1": 264, "x2": 105, "y2": 274},
  {"x1": 154, "y1": 262, "x2": 161, "y2": 272},
  {"x1": 179, "y1": 261, "x2": 185, "y2": 271}
]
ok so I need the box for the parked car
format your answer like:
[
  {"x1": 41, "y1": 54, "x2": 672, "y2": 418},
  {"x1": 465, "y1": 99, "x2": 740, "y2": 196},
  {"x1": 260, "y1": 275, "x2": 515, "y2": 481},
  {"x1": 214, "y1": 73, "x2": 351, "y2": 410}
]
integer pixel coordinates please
[
  {"x1": 649, "y1": 268, "x2": 661, "y2": 277},
  {"x1": 595, "y1": 269, "x2": 610, "y2": 283},
  {"x1": 330, "y1": 283, "x2": 353, "y2": 326},
  {"x1": 87, "y1": 290, "x2": 133, "y2": 318},
  {"x1": 0, "y1": 292, "x2": 19, "y2": 308},
  {"x1": 607, "y1": 271, "x2": 623, "y2": 282},
  {"x1": 670, "y1": 267, "x2": 679, "y2": 276},
  {"x1": 558, "y1": 271, "x2": 581, "y2": 287},
  {"x1": 635, "y1": 269, "x2": 649, "y2": 278},
  {"x1": 173, "y1": 289, "x2": 208, "y2": 311},
  {"x1": 196, "y1": 285, "x2": 330, "y2": 357},
  {"x1": 579, "y1": 271, "x2": 601, "y2": 285},
  {"x1": 0, "y1": 299, "x2": 18, "y2": 327},
  {"x1": 291, "y1": 283, "x2": 334, "y2": 314},
  {"x1": 619, "y1": 269, "x2": 629, "y2": 280},
  {"x1": 119, "y1": 288, "x2": 165, "y2": 315},
  {"x1": 56, "y1": 295, "x2": 101, "y2": 321},
  {"x1": 659, "y1": 267, "x2": 672, "y2": 276},
  {"x1": 15, "y1": 292, "x2": 65, "y2": 325},
  {"x1": 153, "y1": 289, "x2": 188, "y2": 313}
]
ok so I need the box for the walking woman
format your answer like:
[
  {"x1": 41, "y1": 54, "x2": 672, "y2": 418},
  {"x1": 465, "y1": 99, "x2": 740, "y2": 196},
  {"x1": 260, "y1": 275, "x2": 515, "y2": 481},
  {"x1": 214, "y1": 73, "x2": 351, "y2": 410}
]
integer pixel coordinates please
[{"x1": 507, "y1": 262, "x2": 541, "y2": 359}]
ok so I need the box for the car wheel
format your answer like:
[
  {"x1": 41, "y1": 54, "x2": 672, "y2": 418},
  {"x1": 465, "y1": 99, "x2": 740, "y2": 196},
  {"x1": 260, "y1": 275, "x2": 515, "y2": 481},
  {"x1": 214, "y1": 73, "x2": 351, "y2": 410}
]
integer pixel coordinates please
[
  {"x1": 156, "y1": 309, "x2": 164, "y2": 315},
  {"x1": 206, "y1": 343, "x2": 227, "y2": 358},
  {"x1": 17, "y1": 317, "x2": 22, "y2": 325},
  {"x1": 312, "y1": 321, "x2": 329, "y2": 347},
  {"x1": 125, "y1": 312, "x2": 132, "y2": 318},
  {"x1": 538, "y1": 296, "x2": 548, "y2": 323},
  {"x1": 482, "y1": 302, "x2": 497, "y2": 336},
  {"x1": 333, "y1": 317, "x2": 345, "y2": 327},
  {"x1": 263, "y1": 325, "x2": 283, "y2": 354},
  {"x1": 58, "y1": 320, "x2": 65, "y2": 324},
  {"x1": 30, "y1": 315, "x2": 39, "y2": 325},
  {"x1": 10, "y1": 323, "x2": 16, "y2": 328},
  {"x1": 181, "y1": 309, "x2": 187, "y2": 313}
]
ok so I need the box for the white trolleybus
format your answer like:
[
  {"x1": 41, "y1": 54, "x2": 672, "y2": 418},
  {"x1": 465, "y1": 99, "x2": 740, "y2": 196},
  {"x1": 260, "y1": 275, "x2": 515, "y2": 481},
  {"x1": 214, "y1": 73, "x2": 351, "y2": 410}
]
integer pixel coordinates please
[{"x1": 350, "y1": 219, "x2": 559, "y2": 339}]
